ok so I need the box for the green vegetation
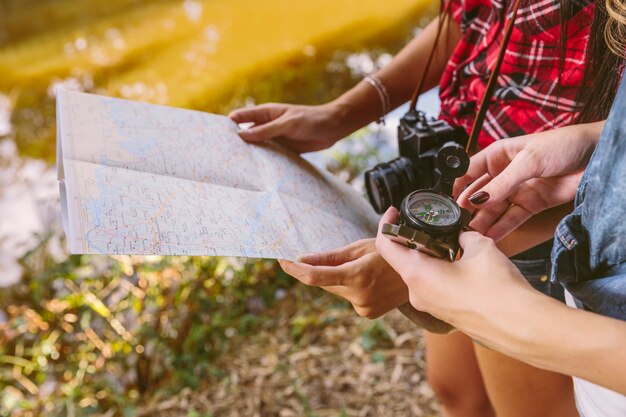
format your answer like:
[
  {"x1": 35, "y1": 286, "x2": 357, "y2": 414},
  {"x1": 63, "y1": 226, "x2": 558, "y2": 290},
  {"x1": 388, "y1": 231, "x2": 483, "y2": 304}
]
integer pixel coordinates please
[
  {"x1": 1, "y1": 236, "x2": 293, "y2": 415},
  {"x1": 0, "y1": 1, "x2": 437, "y2": 415}
]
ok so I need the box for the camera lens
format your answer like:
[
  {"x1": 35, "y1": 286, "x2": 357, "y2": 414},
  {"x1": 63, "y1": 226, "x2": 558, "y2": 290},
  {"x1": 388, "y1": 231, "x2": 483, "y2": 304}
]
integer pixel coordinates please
[{"x1": 365, "y1": 157, "x2": 415, "y2": 214}]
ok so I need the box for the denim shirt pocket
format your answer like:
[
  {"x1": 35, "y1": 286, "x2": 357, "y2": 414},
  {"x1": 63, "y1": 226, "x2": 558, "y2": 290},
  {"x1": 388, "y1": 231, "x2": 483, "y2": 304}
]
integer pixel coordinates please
[{"x1": 551, "y1": 210, "x2": 592, "y2": 286}]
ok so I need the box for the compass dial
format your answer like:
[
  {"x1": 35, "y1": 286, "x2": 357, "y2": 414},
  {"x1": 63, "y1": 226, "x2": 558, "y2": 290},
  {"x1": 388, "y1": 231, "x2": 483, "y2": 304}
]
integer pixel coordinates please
[{"x1": 406, "y1": 191, "x2": 460, "y2": 227}]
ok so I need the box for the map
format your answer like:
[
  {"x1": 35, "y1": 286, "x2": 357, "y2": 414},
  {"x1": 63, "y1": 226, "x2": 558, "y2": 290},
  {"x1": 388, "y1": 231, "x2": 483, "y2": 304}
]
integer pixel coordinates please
[{"x1": 56, "y1": 90, "x2": 379, "y2": 260}]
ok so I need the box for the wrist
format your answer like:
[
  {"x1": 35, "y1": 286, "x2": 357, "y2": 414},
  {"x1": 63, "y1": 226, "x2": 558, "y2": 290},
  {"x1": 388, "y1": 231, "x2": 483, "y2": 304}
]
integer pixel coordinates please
[
  {"x1": 455, "y1": 280, "x2": 540, "y2": 354},
  {"x1": 314, "y1": 101, "x2": 356, "y2": 145},
  {"x1": 328, "y1": 79, "x2": 389, "y2": 133},
  {"x1": 325, "y1": 99, "x2": 355, "y2": 126}
]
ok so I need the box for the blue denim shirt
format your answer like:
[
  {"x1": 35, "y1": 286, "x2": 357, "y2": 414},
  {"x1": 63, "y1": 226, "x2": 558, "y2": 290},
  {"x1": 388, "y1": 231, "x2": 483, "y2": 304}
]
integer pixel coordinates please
[{"x1": 551, "y1": 75, "x2": 626, "y2": 321}]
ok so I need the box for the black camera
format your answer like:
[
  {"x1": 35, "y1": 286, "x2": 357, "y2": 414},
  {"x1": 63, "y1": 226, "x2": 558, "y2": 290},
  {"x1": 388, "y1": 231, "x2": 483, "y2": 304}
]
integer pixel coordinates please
[{"x1": 365, "y1": 110, "x2": 468, "y2": 214}]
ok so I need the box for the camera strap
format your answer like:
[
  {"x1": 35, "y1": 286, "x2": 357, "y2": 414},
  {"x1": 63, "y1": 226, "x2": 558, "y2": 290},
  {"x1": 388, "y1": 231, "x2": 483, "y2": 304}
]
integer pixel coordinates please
[
  {"x1": 409, "y1": 0, "x2": 454, "y2": 111},
  {"x1": 409, "y1": 0, "x2": 522, "y2": 153},
  {"x1": 466, "y1": 0, "x2": 521, "y2": 153}
]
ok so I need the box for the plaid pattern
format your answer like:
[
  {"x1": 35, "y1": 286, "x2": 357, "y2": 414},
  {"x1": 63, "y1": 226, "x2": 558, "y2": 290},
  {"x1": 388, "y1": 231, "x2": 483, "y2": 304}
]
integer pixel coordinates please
[{"x1": 438, "y1": 0, "x2": 594, "y2": 149}]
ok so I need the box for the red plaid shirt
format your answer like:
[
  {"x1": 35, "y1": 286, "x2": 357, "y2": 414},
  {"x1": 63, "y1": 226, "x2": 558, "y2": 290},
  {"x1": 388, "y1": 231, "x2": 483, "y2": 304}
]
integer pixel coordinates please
[{"x1": 439, "y1": 0, "x2": 594, "y2": 149}]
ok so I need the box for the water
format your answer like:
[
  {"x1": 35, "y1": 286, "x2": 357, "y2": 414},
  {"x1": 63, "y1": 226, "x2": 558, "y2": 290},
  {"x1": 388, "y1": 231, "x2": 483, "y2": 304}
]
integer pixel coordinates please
[
  {"x1": 0, "y1": 0, "x2": 437, "y2": 284},
  {"x1": 0, "y1": 0, "x2": 435, "y2": 158}
]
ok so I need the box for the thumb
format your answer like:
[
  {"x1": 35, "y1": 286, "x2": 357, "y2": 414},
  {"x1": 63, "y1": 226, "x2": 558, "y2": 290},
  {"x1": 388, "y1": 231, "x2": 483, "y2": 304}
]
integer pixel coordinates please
[
  {"x1": 467, "y1": 152, "x2": 538, "y2": 208},
  {"x1": 378, "y1": 206, "x2": 399, "y2": 233},
  {"x1": 458, "y1": 230, "x2": 494, "y2": 257},
  {"x1": 238, "y1": 119, "x2": 287, "y2": 143},
  {"x1": 297, "y1": 239, "x2": 374, "y2": 266}
]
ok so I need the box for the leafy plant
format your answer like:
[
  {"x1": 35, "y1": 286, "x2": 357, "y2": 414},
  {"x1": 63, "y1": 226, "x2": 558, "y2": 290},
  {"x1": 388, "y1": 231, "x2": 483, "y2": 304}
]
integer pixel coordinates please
[{"x1": 0, "y1": 239, "x2": 295, "y2": 416}]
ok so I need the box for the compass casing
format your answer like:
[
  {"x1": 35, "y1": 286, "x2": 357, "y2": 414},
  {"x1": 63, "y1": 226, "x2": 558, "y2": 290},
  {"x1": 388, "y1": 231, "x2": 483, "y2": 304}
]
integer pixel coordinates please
[
  {"x1": 382, "y1": 189, "x2": 470, "y2": 261},
  {"x1": 399, "y1": 189, "x2": 463, "y2": 235}
]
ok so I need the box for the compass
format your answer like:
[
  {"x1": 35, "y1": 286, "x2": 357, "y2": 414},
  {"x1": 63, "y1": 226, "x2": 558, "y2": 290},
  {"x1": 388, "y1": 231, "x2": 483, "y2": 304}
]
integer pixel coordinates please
[
  {"x1": 403, "y1": 190, "x2": 462, "y2": 231},
  {"x1": 381, "y1": 144, "x2": 471, "y2": 261}
]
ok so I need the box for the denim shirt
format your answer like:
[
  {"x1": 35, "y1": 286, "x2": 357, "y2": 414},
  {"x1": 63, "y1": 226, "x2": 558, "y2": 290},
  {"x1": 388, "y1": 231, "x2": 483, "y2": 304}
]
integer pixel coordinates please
[{"x1": 550, "y1": 75, "x2": 626, "y2": 321}]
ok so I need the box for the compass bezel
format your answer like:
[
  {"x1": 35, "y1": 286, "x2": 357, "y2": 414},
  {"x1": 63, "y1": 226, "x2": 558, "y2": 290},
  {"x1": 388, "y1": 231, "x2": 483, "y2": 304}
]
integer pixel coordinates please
[{"x1": 399, "y1": 189, "x2": 462, "y2": 234}]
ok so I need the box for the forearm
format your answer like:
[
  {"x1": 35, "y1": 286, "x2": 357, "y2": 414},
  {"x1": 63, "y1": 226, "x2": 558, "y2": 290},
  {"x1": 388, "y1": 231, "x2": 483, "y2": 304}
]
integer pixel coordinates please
[
  {"x1": 580, "y1": 120, "x2": 606, "y2": 145},
  {"x1": 374, "y1": 15, "x2": 460, "y2": 107},
  {"x1": 466, "y1": 287, "x2": 626, "y2": 394},
  {"x1": 330, "y1": 16, "x2": 461, "y2": 134}
]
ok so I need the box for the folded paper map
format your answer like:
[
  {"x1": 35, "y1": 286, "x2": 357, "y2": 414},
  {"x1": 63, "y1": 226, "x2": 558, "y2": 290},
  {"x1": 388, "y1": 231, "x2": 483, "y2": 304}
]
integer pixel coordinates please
[{"x1": 56, "y1": 90, "x2": 379, "y2": 260}]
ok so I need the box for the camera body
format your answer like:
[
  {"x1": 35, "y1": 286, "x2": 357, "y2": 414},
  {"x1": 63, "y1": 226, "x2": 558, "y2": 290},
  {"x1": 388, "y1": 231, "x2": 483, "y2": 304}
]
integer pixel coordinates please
[{"x1": 365, "y1": 110, "x2": 468, "y2": 214}]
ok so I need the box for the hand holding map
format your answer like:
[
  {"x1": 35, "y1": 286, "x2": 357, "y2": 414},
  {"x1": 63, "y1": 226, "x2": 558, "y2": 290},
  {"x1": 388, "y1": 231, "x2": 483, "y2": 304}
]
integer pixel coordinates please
[{"x1": 57, "y1": 90, "x2": 379, "y2": 260}]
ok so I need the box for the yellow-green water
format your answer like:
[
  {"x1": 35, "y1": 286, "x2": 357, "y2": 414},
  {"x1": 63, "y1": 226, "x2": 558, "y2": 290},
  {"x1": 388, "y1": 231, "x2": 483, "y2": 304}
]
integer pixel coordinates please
[{"x1": 0, "y1": 0, "x2": 434, "y2": 159}]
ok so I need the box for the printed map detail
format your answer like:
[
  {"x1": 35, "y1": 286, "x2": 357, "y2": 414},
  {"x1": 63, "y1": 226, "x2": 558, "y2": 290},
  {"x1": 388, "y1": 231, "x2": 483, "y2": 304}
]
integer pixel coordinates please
[{"x1": 56, "y1": 90, "x2": 379, "y2": 260}]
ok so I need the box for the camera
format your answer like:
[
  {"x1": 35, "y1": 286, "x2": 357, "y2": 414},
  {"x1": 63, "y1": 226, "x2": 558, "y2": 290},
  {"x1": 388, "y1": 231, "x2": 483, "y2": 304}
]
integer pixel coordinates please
[{"x1": 364, "y1": 110, "x2": 468, "y2": 214}]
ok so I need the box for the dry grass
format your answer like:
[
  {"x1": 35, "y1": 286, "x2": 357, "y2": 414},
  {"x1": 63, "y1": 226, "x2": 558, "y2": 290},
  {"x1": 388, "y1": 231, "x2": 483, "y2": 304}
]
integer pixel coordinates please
[{"x1": 139, "y1": 288, "x2": 441, "y2": 417}]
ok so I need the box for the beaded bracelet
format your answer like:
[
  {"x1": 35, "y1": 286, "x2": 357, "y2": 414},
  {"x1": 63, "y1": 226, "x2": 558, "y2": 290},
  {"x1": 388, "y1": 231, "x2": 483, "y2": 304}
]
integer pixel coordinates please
[{"x1": 364, "y1": 75, "x2": 391, "y2": 125}]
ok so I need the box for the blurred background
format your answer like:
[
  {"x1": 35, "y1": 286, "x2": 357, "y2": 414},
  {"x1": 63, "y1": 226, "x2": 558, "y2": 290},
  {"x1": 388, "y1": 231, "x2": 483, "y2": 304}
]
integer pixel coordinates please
[{"x1": 0, "y1": 0, "x2": 443, "y2": 415}]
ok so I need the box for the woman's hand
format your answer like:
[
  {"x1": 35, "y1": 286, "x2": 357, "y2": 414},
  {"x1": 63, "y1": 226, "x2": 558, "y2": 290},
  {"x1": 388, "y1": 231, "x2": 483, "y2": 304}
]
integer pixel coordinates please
[
  {"x1": 278, "y1": 239, "x2": 409, "y2": 318},
  {"x1": 375, "y1": 207, "x2": 534, "y2": 336},
  {"x1": 377, "y1": 208, "x2": 626, "y2": 393},
  {"x1": 229, "y1": 103, "x2": 354, "y2": 153},
  {"x1": 228, "y1": 16, "x2": 463, "y2": 154},
  {"x1": 453, "y1": 122, "x2": 604, "y2": 241}
]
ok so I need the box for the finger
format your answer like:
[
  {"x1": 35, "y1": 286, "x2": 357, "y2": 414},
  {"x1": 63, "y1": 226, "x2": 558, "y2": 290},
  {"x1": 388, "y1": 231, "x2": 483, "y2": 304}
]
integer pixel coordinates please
[
  {"x1": 481, "y1": 175, "x2": 579, "y2": 241},
  {"x1": 466, "y1": 178, "x2": 557, "y2": 242},
  {"x1": 475, "y1": 175, "x2": 576, "y2": 241},
  {"x1": 453, "y1": 139, "x2": 527, "y2": 198},
  {"x1": 228, "y1": 104, "x2": 286, "y2": 125},
  {"x1": 468, "y1": 200, "x2": 510, "y2": 234},
  {"x1": 297, "y1": 239, "x2": 374, "y2": 266},
  {"x1": 457, "y1": 173, "x2": 492, "y2": 211},
  {"x1": 452, "y1": 142, "x2": 506, "y2": 197},
  {"x1": 375, "y1": 208, "x2": 439, "y2": 279},
  {"x1": 375, "y1": 207, "x2": 410, "y2": 259},
  {"x1": 238, "y1": 119, "x2": 289, "y2": 143},
  {"x1": 485, "y1": 204, "x2": 534, "y2": 241},
  {"x1": 278, "y1": 259, "x2": 349, "y2": 287},
  {"x1": 457, "y1": 230, "x2": 495, "y2": 257},
  {"x1": 378, "y1": 206, "x2": 399, "y2": 233},
  {"x1": 453, "y1": 153, "x2": 491, "y2": 197},
  {"x1": 520, "y1": 175, "x2": 582, "y2": 212},
  {"x1": 465, "y1": 151, "x2": 539, "y2": 208}
]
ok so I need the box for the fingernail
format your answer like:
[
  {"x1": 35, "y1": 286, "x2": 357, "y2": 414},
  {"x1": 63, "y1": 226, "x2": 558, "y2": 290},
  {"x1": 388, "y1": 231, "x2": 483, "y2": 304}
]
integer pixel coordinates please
[
  {"x1": 469, "y1": 191, "x2": 490, "y2": 205},
  {"x1": 237, "y1": 122, "x2": 254, "y2": 130}
]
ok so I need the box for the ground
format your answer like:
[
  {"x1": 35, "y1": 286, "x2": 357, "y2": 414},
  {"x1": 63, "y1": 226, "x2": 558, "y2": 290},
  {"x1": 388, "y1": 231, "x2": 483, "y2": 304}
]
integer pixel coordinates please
[{"x1": 138, "y1": 287, "x2": 441, "y2": 417}]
